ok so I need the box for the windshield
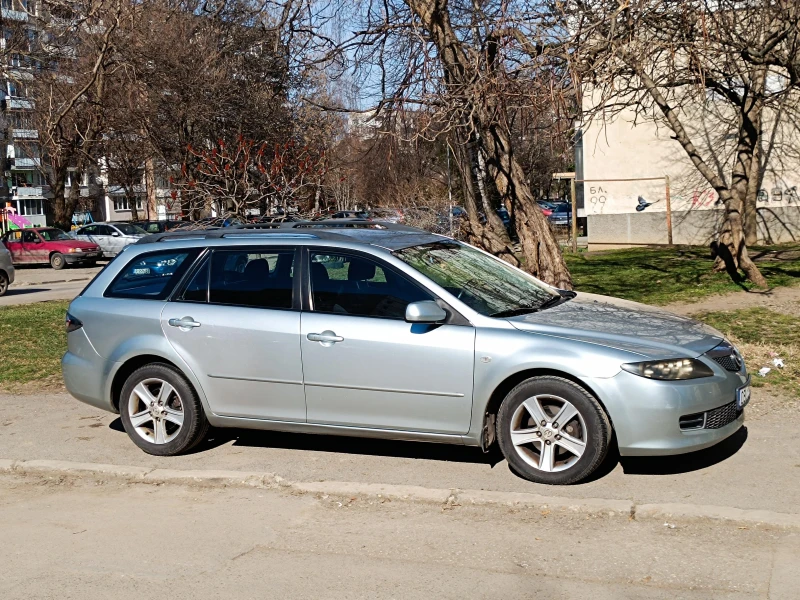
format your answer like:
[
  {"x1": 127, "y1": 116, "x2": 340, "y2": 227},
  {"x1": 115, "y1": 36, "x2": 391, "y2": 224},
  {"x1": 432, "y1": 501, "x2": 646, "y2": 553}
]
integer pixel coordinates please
[
  {"x1": 394, "y1": 241, "x2": 560, "y2": 317},
  {"x1": 115, "y1": 223, "x2": 147, "y2": 236},
  {"x1": 555, "y1": 204, "x2": 570, "y2": 213},
  {"x1": 38, "y1": 229, "x2": 71, "y2": 241}
]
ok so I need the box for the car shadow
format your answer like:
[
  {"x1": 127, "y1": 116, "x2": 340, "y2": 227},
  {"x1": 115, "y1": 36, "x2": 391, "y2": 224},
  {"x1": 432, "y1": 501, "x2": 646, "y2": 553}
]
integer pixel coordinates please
[
  {"x1": 4, "y1": 287, "x2": 51, "y2": 297},
  {"x1": 618, "y1": 426, "x2": 748, "y2": 475},
  {"x1": 107, "y1": 420, "x2": 747, "y2": 478}
]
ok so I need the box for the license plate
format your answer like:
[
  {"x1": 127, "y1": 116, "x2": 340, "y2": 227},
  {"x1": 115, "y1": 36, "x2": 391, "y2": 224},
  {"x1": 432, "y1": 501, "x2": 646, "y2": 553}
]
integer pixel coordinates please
[
  {"x1": 737, "y1": 384, "x2": 751, "y2": 410},
  {"x1": 133, "y1": 268, "x2": 151, "y2": 275}
]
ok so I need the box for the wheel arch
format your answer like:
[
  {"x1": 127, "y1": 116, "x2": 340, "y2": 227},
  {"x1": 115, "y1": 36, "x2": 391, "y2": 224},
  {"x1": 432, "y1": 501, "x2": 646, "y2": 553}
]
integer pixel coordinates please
[
  {"x1": 110, "y1": 354, "x2": 184, "y2": 412},
  {"x1": 481, "y1": 368, "x2": 614, "y2": 449}
]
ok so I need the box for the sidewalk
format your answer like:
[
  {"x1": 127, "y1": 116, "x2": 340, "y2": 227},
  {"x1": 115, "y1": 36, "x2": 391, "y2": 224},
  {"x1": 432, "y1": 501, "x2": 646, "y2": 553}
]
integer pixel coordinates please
[
  {"x1": 1, "y1": 389, "x2": 798, "y2": 516},
  {"x1": 10, "y1": 264, "x2": 102, "y2": 286}
]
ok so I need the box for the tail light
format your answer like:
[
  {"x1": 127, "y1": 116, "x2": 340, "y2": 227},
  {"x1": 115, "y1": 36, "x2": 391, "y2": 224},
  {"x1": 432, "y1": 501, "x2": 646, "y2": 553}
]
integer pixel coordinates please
[{"x1": 65, "y1": 312, "x2": 83, "y2": 333}]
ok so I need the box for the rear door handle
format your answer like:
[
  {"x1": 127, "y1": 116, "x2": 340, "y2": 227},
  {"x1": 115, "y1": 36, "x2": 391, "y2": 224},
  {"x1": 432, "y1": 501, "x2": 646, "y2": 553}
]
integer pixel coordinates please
[
  {"x1": 307, "y1": 331, "x2": 344, "y2": 344},
  {"x1": 168, "y1": 317, "x2": 201, "y2": 329}
]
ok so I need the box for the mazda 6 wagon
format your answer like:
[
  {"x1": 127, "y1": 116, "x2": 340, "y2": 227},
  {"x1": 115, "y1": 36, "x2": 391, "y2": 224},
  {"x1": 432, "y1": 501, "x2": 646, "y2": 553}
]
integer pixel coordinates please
[{"x1": 62, "y1": 221, "x2": 749, "y2": 484}]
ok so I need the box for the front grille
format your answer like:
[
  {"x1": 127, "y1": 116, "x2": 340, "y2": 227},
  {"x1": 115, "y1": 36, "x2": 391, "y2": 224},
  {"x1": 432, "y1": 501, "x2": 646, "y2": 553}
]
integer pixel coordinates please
[
  {"x1": 680, "y1": 400, "x2": 742, "y2": 431},
  {"x1": 713, "y1": 354, "x2": 741, "y2": 372}
]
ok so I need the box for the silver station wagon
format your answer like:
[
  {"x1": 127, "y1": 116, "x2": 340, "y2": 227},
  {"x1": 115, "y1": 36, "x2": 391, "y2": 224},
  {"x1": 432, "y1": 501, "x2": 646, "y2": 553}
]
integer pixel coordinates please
[{"x1": 62, "y1": 221, "x2": 750, "y2": 484}]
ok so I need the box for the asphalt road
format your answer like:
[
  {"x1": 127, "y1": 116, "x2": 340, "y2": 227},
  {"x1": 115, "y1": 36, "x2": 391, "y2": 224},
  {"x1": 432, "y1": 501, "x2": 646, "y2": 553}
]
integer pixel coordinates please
[
  {"x1": 0, "y1": 264, "x2": 102, "y2": 306},
  {"x1": 0, "y1": 389, "x2": 797, "y2": 514},
  {"x1": 1, "y1": 473, "x2": 798, "y2": 599}
]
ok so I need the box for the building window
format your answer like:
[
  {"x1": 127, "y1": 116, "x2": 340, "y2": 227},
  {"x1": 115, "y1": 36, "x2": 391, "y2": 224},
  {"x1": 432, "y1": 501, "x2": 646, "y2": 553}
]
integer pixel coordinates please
[
  {"x1": 113, "y1": 196, "x2": 145, "y2": 212},
  {"x1": 17, "y1": 198, "x2": 44, "y2": 215}
]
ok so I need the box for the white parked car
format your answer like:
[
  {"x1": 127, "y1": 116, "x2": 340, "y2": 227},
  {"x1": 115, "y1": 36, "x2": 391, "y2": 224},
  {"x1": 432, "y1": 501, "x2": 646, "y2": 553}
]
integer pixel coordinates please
[{"x1": 71, "y1": 222, "x2": 147, "y2": 257}]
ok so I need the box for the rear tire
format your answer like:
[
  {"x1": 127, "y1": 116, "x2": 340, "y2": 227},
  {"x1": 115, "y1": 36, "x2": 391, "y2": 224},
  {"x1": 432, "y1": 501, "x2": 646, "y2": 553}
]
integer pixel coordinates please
[
  {"x1": 497, "y1": 376, "x2": 611, "y2": 485},
  {"x1": 50, "y1": 252, "x2": 65, "y2": 270},
  {"x1": 0, "y1": 271, "x2": 8, "y2": 296},
  {"x1": 119, "y1": 363, "x2": 209, "y2": 456}
]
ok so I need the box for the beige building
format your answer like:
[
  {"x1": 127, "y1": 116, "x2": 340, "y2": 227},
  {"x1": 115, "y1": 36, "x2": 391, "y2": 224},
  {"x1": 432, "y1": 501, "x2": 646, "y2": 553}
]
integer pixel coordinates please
[{"x1": 578, "y1": 103, "x2": 800, "y2": 249}]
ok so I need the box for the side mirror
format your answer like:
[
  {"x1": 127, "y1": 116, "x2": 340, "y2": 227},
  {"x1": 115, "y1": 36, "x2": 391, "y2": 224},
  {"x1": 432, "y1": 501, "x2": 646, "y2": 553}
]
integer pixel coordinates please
[
  {"x1": 405, "y1": 300, "x2": 447, "y2": 324},
  {"x1": 111, "y1": 231, "x2": 120, "y2": 237}
]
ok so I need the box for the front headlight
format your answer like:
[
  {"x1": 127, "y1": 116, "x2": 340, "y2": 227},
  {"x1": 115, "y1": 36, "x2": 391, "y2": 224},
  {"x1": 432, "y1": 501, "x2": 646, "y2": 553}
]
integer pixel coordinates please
[
  {"x1": 68, "y1": 247, "x2": 83, "y2": 253},
  {"x1": 621, "y1": 358, "x2": 714, "y2": 380}
]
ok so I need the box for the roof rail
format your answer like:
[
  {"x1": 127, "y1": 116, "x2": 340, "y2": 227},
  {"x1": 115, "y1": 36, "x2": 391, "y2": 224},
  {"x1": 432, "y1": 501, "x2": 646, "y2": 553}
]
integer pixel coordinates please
[{"x1": 135, "y1": 218, "x2": 427, "y2": 244}]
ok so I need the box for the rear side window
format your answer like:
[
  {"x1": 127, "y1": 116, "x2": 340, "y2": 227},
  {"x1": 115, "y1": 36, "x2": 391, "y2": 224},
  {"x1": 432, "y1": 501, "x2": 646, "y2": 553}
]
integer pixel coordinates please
[
  {"x1": 203, "y1": 249, "x2": 295, "y2": 309},
  {"x1": 105, "y1": 249, "x2": 200, "y2": 300}
]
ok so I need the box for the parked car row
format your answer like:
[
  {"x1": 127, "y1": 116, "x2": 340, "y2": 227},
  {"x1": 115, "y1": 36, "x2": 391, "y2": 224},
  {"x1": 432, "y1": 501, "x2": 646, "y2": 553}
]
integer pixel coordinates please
[{"x1": 1, "y1": 227, "x2": 102, "y2": 270}]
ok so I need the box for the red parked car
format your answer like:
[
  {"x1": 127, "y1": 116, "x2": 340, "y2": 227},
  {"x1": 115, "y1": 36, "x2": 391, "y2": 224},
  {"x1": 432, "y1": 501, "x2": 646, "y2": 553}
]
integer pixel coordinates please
[{"x1": 1, "y1": 227, "x2": 102, "y2": 270}]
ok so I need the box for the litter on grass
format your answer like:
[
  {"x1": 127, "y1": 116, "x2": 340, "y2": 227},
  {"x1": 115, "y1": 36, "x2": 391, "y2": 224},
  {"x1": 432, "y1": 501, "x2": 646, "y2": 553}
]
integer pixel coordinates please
[
  {"x1": 758, "y1": 367, "x2": 772, "y2": 377},
  {"x1": 772, "y1": 357, "x2": 785, "y2": 369}
]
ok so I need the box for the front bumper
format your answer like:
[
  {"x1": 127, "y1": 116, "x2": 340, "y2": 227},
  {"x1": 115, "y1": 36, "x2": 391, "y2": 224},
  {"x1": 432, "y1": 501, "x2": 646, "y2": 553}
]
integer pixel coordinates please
[
  {"x1": 589, "y1": 367, "x2": 748, "y2": 457},
  {"x1": 64, "y1": 251, "x2": 102, "y2": 264}
]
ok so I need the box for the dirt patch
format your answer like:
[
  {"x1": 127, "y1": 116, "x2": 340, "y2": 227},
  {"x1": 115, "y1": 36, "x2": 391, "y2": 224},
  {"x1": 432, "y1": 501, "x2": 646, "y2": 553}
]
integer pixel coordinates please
[
  {"x1": 0, "y1": 374, "x2": 66, "y2": 396},
  {"x1": 665, "y1": 284, "x2": 800, "y2": 316}
]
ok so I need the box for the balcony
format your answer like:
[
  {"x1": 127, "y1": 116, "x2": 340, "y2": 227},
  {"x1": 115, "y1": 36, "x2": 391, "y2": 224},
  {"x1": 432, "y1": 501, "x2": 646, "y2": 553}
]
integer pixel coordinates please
[
  {"x1": 14, "y1": 158, "x2": 41, "y2": 168},
  {"x1": 1, "y1": 8, "x2": 28, "y2": 21},
  {"x1": 12, "y1": 129, "x2": 37, "y2": 139},
  {"x1": 7, "y1": 98, "x2": 34, "y2": 110},
  {"x1": 13, "y1": 185, "x2": 50, "y2": 198}
]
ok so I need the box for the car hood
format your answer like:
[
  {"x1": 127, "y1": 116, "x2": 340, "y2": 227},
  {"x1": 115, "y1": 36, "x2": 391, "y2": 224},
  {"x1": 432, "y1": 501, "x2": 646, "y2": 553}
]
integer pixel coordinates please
[
  {"x1": 506, "y1": 292, "x2": 724, "y2": 359},
  {"x1": 51, "y1": 240, "x2": 100, "y2": 251}
]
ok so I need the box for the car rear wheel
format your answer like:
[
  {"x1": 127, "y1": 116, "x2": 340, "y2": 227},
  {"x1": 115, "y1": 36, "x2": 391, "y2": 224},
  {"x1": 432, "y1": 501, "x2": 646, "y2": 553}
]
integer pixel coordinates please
[
  {"x1": 50, "y1": 252, "x2": 65, "y2": 270},
  {"x1": 497, "y1": 376, "x2": 611, "y2": 485},
  {"x1": 119, "y1": 364, "x2": 209, "y2": 456},
  {"x1": 0, "y1": 271, "x2": 8, "y2": 296}
]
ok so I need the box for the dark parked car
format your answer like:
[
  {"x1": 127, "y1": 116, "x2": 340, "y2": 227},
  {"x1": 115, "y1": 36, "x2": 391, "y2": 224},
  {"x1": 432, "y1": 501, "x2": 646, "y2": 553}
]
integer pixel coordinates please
[
  {"x1": 332, "y1": 210, "x2": 370, "y2": 220},
  {"x1": 2, "y1": 227, "x2": 101, "y2": 269},
  {"x1": 132, "y1": 221, "x2": 185, "y2": 234},
  {"x1": 547, "y1": 203, "x2": 572, "y2": 226}
]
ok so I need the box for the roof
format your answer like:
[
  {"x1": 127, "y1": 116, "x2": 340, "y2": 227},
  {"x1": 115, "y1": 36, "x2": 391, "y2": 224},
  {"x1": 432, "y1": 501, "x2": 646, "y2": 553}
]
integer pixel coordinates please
[{"x1": 134, "y1": 219, "x2": 449, "y2": 251}]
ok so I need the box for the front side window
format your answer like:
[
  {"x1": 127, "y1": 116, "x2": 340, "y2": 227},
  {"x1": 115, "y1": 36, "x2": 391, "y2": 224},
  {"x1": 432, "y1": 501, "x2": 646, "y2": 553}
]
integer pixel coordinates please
[
  {"x1": 38, "y1": 228, "x2": 71, "y2": 241},
  {"x1": 79, "y1": 225, "x2": 97, "y2": 236},
  {"x1": 21, "y1": 230, "x2": 38, "y2": 243},
  {"x1": 205, "y1": 249, "x2": 295, "y2": 309},
  {"x1": 106, "y1": 249, "x2": 199, "y2": 300},
  {"x1": 115, "y1": 223, "x2": 147, "y2": 236},
  {"x1": 394, "y1": 241, "x2": 559, "y2": 317},
  {"x1": 309, "y1": 252, "x2": 432, "y2": 319}
]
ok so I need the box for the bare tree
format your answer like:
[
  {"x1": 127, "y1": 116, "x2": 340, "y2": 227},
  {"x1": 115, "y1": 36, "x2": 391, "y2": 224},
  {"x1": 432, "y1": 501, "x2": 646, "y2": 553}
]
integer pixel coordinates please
[
  {"x1": 564, "y1": 0, "x2": 800, "y2": 287},
  {"x1": 18, "y1": 0, "x2": 125, "y2": 229},
  {"x1": 299, "y1": 0, "x2": 573, "y2": 288}
]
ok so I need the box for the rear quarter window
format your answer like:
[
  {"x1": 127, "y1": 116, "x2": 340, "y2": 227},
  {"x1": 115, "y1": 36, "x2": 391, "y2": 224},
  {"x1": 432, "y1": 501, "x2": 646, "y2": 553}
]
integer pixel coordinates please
[{"x1": 105, "y1": 249, "x2": 201, "y2": 300}]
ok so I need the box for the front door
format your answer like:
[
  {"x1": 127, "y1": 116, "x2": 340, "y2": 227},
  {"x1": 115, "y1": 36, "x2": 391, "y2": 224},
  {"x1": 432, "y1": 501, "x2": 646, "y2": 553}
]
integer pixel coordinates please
[
  {"x1": 300, "y1": 251, "x2": 475, "y2": 435},
  {"x1": 161, "y1": 247, "x2": 306, "y2": 422},
  {"x1": 21, "y1": 229, "x2": 47, "y2": 263}
]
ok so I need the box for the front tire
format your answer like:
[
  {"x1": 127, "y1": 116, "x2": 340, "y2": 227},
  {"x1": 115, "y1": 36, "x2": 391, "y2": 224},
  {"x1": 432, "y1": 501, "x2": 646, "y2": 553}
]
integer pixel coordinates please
[
  {"x1": 497, "y1": 376, "x2": 611, "y2": 485},
  {"x1": 119, "y1": 363, "x2": 209, "y2": 456},
  {"x1": 50, "y1": 252, "x2": 66, "y2": 270},
  {"x1": 0, "y1": 271, "x2": 8, "y2": 296}
]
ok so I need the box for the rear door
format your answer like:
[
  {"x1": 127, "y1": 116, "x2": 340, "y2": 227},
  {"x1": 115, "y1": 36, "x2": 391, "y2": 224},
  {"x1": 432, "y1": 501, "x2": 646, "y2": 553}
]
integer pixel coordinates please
[
  {"x1": 161, "y1": 247, "x2": 306, "y2": 422},
  {"x1": 299, "y1": 249, "x2": 475, "y2": 435},
  {"x1": 3, "y1": 230, "x2": 24, "y2": 263}
]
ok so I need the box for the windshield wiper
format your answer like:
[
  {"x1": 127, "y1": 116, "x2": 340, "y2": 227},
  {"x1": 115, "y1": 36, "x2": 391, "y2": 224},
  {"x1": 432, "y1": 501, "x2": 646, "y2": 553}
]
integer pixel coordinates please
[{"x1": 490, "y1": 306, "x2": 541, "y2": 318}]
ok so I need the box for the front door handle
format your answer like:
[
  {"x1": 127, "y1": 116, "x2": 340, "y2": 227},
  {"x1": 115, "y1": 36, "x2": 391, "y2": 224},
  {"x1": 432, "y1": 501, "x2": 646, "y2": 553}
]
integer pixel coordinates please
[
  {"x1": 168, "y1": 317, "x2": 201, "y2": 330},
  {"x1": 307, "y1": 330, "x2": 344, "y2": 344}
]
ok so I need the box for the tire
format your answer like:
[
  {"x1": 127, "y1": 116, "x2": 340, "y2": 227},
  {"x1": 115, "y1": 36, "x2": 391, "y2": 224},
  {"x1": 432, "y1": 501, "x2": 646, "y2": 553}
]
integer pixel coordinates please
[
  {"x1": 50, "y1": 252, "x2": 66, "y2": 270},
  {"x1": 496, "y1": 376, "x2": 611, "y2": 485},
  {"x1": 119, "y1": 363, "x2": 209, "y2": 456},
  {"x1": 0, "y1": 271, "x2": 8, "y2": 297}
]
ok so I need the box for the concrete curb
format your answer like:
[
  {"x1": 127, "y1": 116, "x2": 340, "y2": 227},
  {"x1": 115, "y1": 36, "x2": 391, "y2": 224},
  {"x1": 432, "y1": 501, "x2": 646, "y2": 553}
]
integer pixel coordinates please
[
  {"x1": 17, "y1": 277, "x2": 94, "y2": 287},
  {"x1": 4, "y1": 458, "x2": 799, "y2": 528}
]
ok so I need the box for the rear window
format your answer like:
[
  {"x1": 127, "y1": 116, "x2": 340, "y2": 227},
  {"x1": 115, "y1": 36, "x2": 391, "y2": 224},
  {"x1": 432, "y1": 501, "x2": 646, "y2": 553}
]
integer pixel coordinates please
[{"x1": 105, "y1": 249, "x2": 201, "y2": 300}]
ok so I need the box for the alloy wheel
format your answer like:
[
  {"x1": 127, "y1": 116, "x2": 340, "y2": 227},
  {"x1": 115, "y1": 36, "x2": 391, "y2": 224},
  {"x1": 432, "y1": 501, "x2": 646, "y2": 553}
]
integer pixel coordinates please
[
  {"x1": 127, "y1": 378, "x2": 185, "y2": 445},
  {"x1": 508, "y1": 394, "x2": 587, "y2": 473}
]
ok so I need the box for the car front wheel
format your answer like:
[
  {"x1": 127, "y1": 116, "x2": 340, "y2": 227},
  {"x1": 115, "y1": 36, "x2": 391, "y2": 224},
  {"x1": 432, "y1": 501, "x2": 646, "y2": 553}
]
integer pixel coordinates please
[
  {"x1": 0, "y1": 271, "x2": 8, "y2": 296},
  {"x1": 50, "y1": 252, "x2": 65, "y2": 270},
  {"x1": 497, "y1": 376, "x2": 611, "y2": 485},
  {"x1": 119, "y1": 363, "x2": 209, "y2": 456}
]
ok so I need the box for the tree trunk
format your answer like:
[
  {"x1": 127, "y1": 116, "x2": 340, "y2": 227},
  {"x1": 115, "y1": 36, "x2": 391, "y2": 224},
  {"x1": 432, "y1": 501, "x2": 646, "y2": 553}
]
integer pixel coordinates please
[
  {"x1": 451, "y1": 134, "x2": 519, "y2": 265},
  {"x1": 145, "y1": 157, "x2": 157, "y2": 220},
  {"x1": 633, "y1": 65, "x2": 767, "y2": 287},
  {"x1": 405, "y1": 0, "x2": 572, "y2": 288},
  {"x1": 479, "y1": 121, "x2": 572, "y2": 289}
]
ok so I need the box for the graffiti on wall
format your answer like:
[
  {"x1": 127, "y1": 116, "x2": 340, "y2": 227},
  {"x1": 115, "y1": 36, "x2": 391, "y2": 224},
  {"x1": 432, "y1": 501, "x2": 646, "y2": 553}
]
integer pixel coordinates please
[{"x1": 758, "y1": 186, "x2": 798, "y2": 203}]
